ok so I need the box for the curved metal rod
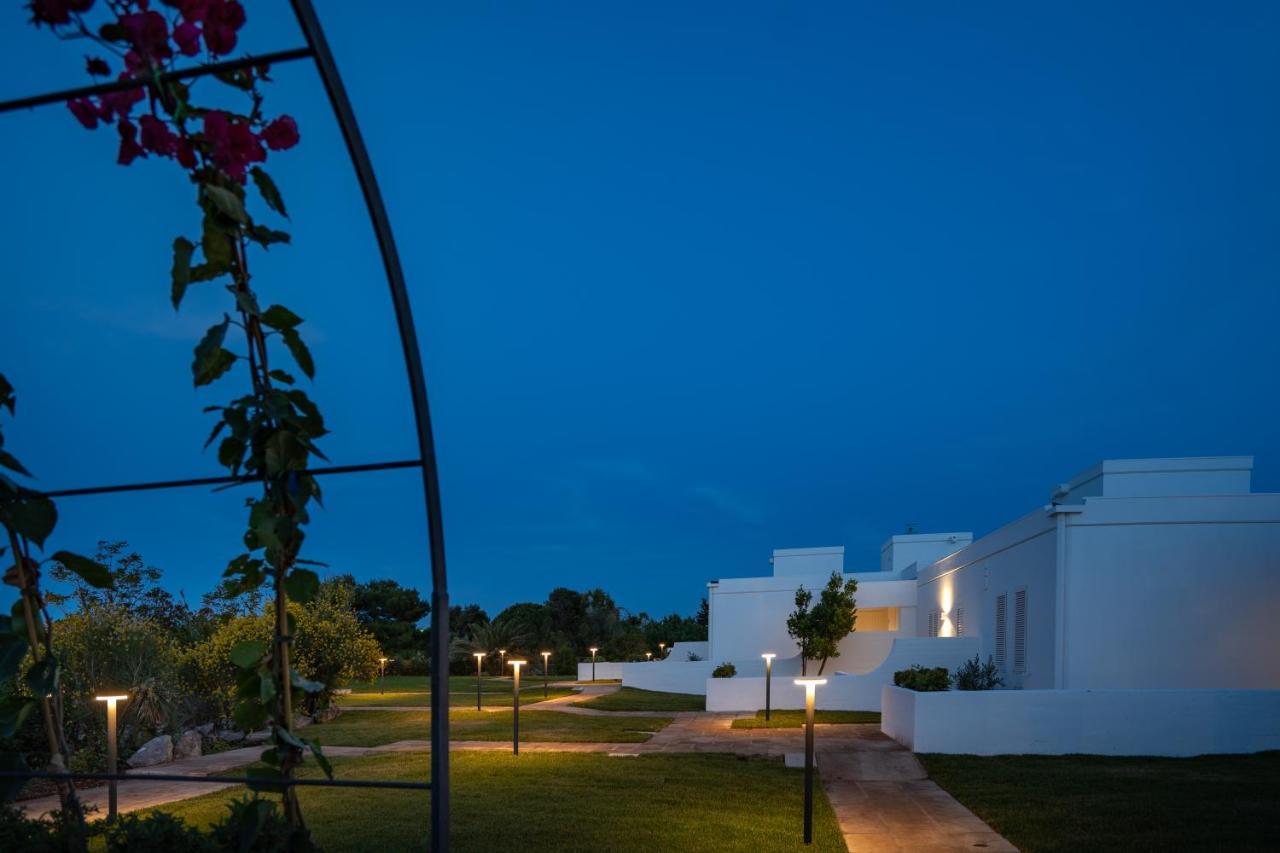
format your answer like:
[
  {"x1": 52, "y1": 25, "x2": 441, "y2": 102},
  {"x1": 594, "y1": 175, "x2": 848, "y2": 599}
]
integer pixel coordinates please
[{"x1": 287, "y1": 2, "x2": 450, "y2": 848}]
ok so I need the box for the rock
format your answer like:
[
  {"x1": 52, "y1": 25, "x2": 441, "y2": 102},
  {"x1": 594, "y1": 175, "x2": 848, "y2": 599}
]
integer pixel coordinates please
[
  {"x1": 333, "y1": 688, "x2": 352, "y2": 696},
  {"x1": 195, "y1": 723, "x2": 215, "y2": 736},
  {"x1": 218, "y1": 729, "x2": 245, "y2": 744},
  {"x1": 293, "y1": 715, "x2": 313, "y2": 729},
  {"x1": 312, "y1": 706, "x2": 340, "y2": 723},
  {"x1": 128, "y1": 735, "x2": 173, "y2": 768},
  {"x1": 174, "y1": 730, "x2": 202, "y2": 760},
  {"x1": 244, "y1": 730, "x2": 271, "y2": 745}
]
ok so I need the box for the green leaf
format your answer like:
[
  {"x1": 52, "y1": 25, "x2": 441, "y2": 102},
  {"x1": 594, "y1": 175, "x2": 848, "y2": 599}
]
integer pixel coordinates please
[
  {"x1": 170, "y1": 237, "x2": 196, "y2": 309},
  {"x1": 218, "y1": 437, "x2": 246, "y2": 471},
  {"x1": 251, "y1": 167, "x2": 288, "y2": 218},
  {"x1": 202, "y1": 215, "x2": 234, "y2": 271},
  {"x1": 25, "y1": 655, "x2": 58, "y2": 697},
  {"x1": 247, "y1": 225, "x2": 290, "y2": 248},
  {"x1": 269, "y1": 369, "x2": 296, "y2": 386},
  {"x1": 0, "y1": 697, "x2": 35, "y2": 740},
  {"x1": 259, "y1": 672, "x2": 277, "y2": 704},
  {"x1": 233, "y1": 699, "x2": 269, "y2": 735},
  {"x1": 51, "y1": 551, "x2": 112, "y2": 589},
  {"x1": 0, "y1": 496, "x2": 57, "y2": 547},
  {"x1": 289, "y1": 669, "x2": 325, "y2": 694},
  {"x1": 274, "y1": 726, "x2": 305, "y2": 750},
  {"x1": 279, "y1": 328, "x2": 314, "y2": 379},
  {"x1": 189, "y1": 262, "x2": 227, "y2": 283},
  {"x1": 204, "y1": 185, "x2": 249, "y2": 224},
  {"x1": 193, "y1": 318, "x2": 234, "y2": 387},
  {"x1": 230, "y1": 639, "x2": 266, "y2": 669},
  {"x1": 283, "y1": 569, "x2": 319, "y2": 604},
  {"x1": 0, "y1": 373, "x2": 13, "y2": 414},
  {"x1": 0, "y1": 449, "x2": 31, "y2": 478},
  {"x1": 245, "y1": 763, "x2": 286, "y2": 793},
  {"x1": 98, "y1": 22, "x2": 127, "y2": 42},
  {"x1": 203, "y1": 419, "x2": 227, "y2": 450},
  {"x1": 308, "y1": 740, "x2": 334, "y2": 779},
  {"x1": 0, "y1": 632, "x2": 28, "y2": 681},
  {"x1": 261, "y1": 305, "x2": 302, "y2": 330}
]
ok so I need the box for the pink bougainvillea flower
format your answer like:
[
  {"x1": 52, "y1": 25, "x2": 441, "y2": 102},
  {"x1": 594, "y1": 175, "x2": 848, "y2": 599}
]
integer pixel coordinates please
[
  {"x1": 204, "y1": 110, "x2": 265, "y2": 182},
  {"x1": 85, "y1": 56, "x2": 110, "y2": 77},
  {"x1": 116, "y1": 119, "x2": 145, "y2": 165},
  {"x1": 174, "y1": 21, "x2": 201, "y2": 56},
  {"x1": 28, "y1": 0, "x2": 72, "y2": 26},
  {"x1": 67, "y1": 98, "x2": 98, "y2": 129},
  {"x1": 180, "y1": 0, "x2": 212, "y2": 21},
  {"x1": 139, "y1": 114, "x2": 178, "y2": 157},
  {"x1": 120, "y1": 10, "x2": 172, "y2": 61},
  {"x1": 96, "y1": 76, "x2": 146, "y2": 123},
  {"x1": 176, "y1": 137, "x2": 197, "y2": 169},
  {"x1": 202, "y1": 0, "x2": 245, "y2": 55},
  {"x1": 261, "y1": 115, "x2": 300, "y2": 151}
]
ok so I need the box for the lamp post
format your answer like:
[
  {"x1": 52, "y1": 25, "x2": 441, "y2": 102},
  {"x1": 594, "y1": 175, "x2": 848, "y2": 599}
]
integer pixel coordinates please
[
  {"x1": 498, "y1": 649, "x2": 507, "y2": 678},
  {"x1": 473, "y1": 652, "x2": 485, "y2": 711},
  {"x1": 95, "y1": 693, "x2": 127, "y2": 819},
  {"x1": 541, "y1": 651, "x2": 551, "y2": 698},
  {"x1": 508, "y1": 660, "x2": 526, "y2": 755},
  {"x1": 378, "y1": 657, "x2": 393, "y2": 694},
  {"x1": 589, "y1": 646, "x2": 598, "y2": 681},
  {"x1": 762, "y1": 653, "x2": 776, "y2": 722},
  {"x1": 658, "y1": 642, "x2": 665, "y2": 658},
  {"x1": 794, "y1": 678, "x2": 827, "y2": 844},
  {"x1": 645, "y1": 651, "x2": 652, "y2": 661}
]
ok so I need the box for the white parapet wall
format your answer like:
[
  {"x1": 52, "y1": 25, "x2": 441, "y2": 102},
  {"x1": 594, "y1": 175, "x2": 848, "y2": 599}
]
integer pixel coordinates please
[
  {"x1": 881, "y1": 685, "x2": 1280, "y2": 756},
  {"x1": 706, "y1": 636, "x2": 978, "y2": 711},
  {"x1": 576, "y1": 661, "x2": 625, "y2": 681}
]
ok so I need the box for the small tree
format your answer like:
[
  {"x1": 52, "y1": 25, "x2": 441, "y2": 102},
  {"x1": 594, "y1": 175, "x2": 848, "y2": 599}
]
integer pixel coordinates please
[{"x1": 787, "y1": 571, "x2": 858, "y2": 675}]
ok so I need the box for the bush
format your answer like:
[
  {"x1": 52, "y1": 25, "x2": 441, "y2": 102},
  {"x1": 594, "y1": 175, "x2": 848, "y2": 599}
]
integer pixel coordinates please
[
  {"x1": 711, "y1": 662, "x2": 736, "y2": 678},
  {"x1": 686, "y1": 652, "x2": 703, "y2": 661},
  {"x1": 953, "y1": 654, "x2": 1003, "y2": 690},
  {"x1": 103, "y1": 811, "x2": 215, "y2": 853},
  {"x1": 893, "y1": 665, "x2": 951, "y2": 691}
]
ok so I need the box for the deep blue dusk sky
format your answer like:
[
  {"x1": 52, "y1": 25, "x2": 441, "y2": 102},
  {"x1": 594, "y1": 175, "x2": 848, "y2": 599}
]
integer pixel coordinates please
[{"x1": 1, "y1": 2, "x2": 1277, "y2": 619}]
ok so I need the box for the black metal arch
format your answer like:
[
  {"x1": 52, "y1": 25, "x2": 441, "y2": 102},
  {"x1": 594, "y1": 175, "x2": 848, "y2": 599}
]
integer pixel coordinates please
[{"x1": 0, "y1": 1, "x2": 450, "y2": 848}]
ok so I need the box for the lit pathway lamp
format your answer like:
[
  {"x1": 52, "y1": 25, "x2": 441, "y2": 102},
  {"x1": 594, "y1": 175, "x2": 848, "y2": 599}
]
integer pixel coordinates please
[
  {"x1": 645, "y1": 651, "x2": 652, "y2": 662},
  {"x1": 498, "y1": 649, "x2": 507, "y2": 678},
  {"x1": 96, "y1": 693, "x2": 128, "y2": 819},
  {"x1": 508, "y1": 660, "x2": 527, "y2": 755},
  {"x1": 658, "y1": 642, "x2": 665, "y2": 659},
  {"x1": 762, "y1": 653, "x2": 776, "y2": 722},
  {"x1": 541, "y1": 651, "x2": 551, "y2": 698},
  {"x1": 378, "y1": 657, "x2": 394, "y2": 694},
  {"x1": 589, "y1": 646, "x2": 598, "y2": 681},
  {"x1": 473, "y1": 652, "x2": 486, "y2": 711},
  {"x1": 794, "y1": 678, "x2": 827, "y2": 845}
]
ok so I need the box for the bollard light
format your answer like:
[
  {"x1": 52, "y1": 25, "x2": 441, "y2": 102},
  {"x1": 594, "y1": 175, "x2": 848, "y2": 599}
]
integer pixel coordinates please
[
  {"x1": 541, "y1": 651, "x2": 551, "y2": 698},
  {"x1": 508, "y1": 660, "x2": 527, "y2": 754},
  {"x1": 96, "y1": 693, "x2": 128, "y2": 819},
  {"x1": 473, "y1": 652, "x2": 486, "y2": 711},
  {"x1": 645, "y1": 651, "x2": 652, "y2": 661},
  {"x1": 589, "y1": 646, "x2": 598, "y2": 682},
  {"x1": 378, "y1": 657, "x2": 394, "y2": 694},
  {"x1": 794, "y1": 678, "x2": 827, "y2": 844},
  {"x1": 658, "y1": 642, "x2": 666, "y2": 658},
  {"x1": 498, "y1": 649, "x2": 507, "y2": 677},
  {"x1": 761, "y1": 653, "x2": 776, "y2": 722}
]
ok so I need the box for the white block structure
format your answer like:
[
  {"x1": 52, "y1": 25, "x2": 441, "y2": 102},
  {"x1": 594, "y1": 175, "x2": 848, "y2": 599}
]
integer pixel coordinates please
[{"x1": 616, "y1": 456, "x2": 1280, "y2": 754}]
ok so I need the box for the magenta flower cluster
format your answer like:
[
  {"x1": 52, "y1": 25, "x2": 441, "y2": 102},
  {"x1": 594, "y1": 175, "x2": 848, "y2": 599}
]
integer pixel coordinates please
[{"x1": 37, "y1": 0, "x2": 299, "y2": 181}]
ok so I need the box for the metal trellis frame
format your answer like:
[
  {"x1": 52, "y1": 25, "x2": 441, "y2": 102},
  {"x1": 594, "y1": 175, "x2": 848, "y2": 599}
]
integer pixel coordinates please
[{"x1": 0, "y1": 1, "x2": 451, "y2": 848}]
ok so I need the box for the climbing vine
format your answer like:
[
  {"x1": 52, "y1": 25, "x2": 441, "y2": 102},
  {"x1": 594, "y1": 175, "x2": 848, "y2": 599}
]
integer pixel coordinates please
[{"x1": 28, "y1": 1, "x2": 330, "y2": 840}]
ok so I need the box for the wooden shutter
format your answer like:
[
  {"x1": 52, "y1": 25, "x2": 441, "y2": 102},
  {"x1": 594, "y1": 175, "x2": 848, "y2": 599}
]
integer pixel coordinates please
[
  {"x1": 1014, "y1": 588, "x2": 1027, "y2": 674},
  {"x1": 995, "y1": 594, "x2": 1007, "y2": 669}
]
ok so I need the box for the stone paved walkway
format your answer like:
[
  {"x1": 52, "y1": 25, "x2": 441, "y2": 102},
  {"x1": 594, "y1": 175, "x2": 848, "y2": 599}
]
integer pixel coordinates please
[{"x1": 21, "y1": 695, "x2": 1017, "y2": 851}]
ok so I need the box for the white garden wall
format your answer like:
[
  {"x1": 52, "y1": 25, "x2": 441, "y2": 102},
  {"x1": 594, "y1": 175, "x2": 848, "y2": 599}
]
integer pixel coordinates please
[
  {"x1": 706, "y1": 637, "x2": 977, "y2": 711},
  {"x1": 881, "y1": 686, "x2": 1280, "y2": 756},
  {"x1": 576, "y1": 661, "x2": 624, "y2": 681}
]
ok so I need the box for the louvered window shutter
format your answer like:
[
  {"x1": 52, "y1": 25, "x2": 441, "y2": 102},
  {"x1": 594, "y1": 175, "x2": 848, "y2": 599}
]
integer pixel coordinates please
[
  {"x1": 1014, "y1": 588, "x2": 1028, "y2": 674},
  {"x1": 955, "y1": 607, "x2": 965, "y2": 637},
  {"x1": 995, "y1": 594, "x2": 1007, "y2": 669}
]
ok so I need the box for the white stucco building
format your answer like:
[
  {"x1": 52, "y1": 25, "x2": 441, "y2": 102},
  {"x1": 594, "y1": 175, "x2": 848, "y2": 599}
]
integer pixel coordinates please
[{"x1": 618, "y1": 456, "x2": 1280, "y2": 755}]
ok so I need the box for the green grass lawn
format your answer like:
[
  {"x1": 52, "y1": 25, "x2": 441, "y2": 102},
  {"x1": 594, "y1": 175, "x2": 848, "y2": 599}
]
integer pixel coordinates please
[
  {"x1": 338, "y1": 687, "x2": 577, "y2": 708},
  {"x1": 152, "y1": 751, "x2": 847, "y2": 851},
  {"x1": 921, "y1": 751, "x2": 1280, "y2": 853},
  {"x1": 307, "y1": 709, "x2": 673, "y2": 746},
  {"x1": 347, "y1": 675, "x2": 572, "y2": 694},
  {"x1": 574, "y1": 687, "x2": 705, "y2": 712},
  {"x1": 731, "y1": 710, "x2": 880, "y2": 728}
]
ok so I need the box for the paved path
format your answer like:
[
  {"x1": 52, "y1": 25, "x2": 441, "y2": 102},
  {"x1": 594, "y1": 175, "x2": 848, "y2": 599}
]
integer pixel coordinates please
[{"x1": 22, "y1": 698, "x2": 1016, "y2": 851}]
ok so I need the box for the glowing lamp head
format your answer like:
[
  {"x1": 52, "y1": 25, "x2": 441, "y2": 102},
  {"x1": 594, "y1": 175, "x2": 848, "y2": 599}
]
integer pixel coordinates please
[
  {"x1": 589, "y1": 647, "x2": 598, "y2": 654},
  {"x1": 95, "y1": 694, "x2": 128, "y2": 704},
  {"x1": 379, "y1": 657, "x2": 388, "y2": 663},
  {"x1": 473, "y1": 652, "x2": 485, "y2": 660},
  {"x1": 794, "y1": 677, "x2": 827, "y2": 699},
  {"x1": 508, "y1": 660, "x2": 527, "y2": 671},
  {"x1": 541, "y1": 650, "x2": 551, "y2": 659},
  {"x1": 761, "y1": 653, "x2": 776, "y2": 662},
  {"x1": 499, "y1": 649, "x2": 507, "y2": 655}
]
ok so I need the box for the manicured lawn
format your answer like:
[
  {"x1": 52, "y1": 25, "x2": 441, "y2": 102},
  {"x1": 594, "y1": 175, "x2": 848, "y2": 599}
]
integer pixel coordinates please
[
  {"x1": 575, "y1": 687, "x2": 704, "y2": 712},
  {"x1": 153, "y1": 751, "x2": 848, "y2": 851},
  {"x1": 921, "y1": 751, "x2": 1280, "y2": 853},
  {"x1": 347, "y1": 675, "x2": 570, "y2": 694},
  {"x1": 308, "y1": 709, "x2": 673, "y2": 746},
  {"x1": 338, "y1": 687, "x2": 576, "y2": 708},
  {"x1": 731, "y1": 710, "x2": 880, "y2": 728}
]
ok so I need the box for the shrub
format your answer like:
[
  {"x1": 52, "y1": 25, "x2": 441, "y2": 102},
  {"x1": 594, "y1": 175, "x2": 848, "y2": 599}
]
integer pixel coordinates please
[
  {"x1": 0, "y1": 803, "x2": 62, "y2": 853},
  {"x1": 711, "y1": 662, "x2": 737, "y2": 678},
  {"x1": 893, "y1": 665, "x2": 951, "y2": 691},
  {"x1": 103, "y1": 812, "x2": 215, "y2": 853},
  {"x1": 953, "y1": 654, "x2": 1003, "y2": 690},
  {"x1": 686, "y1": 652, "x2": 703, "y2": 661}
]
